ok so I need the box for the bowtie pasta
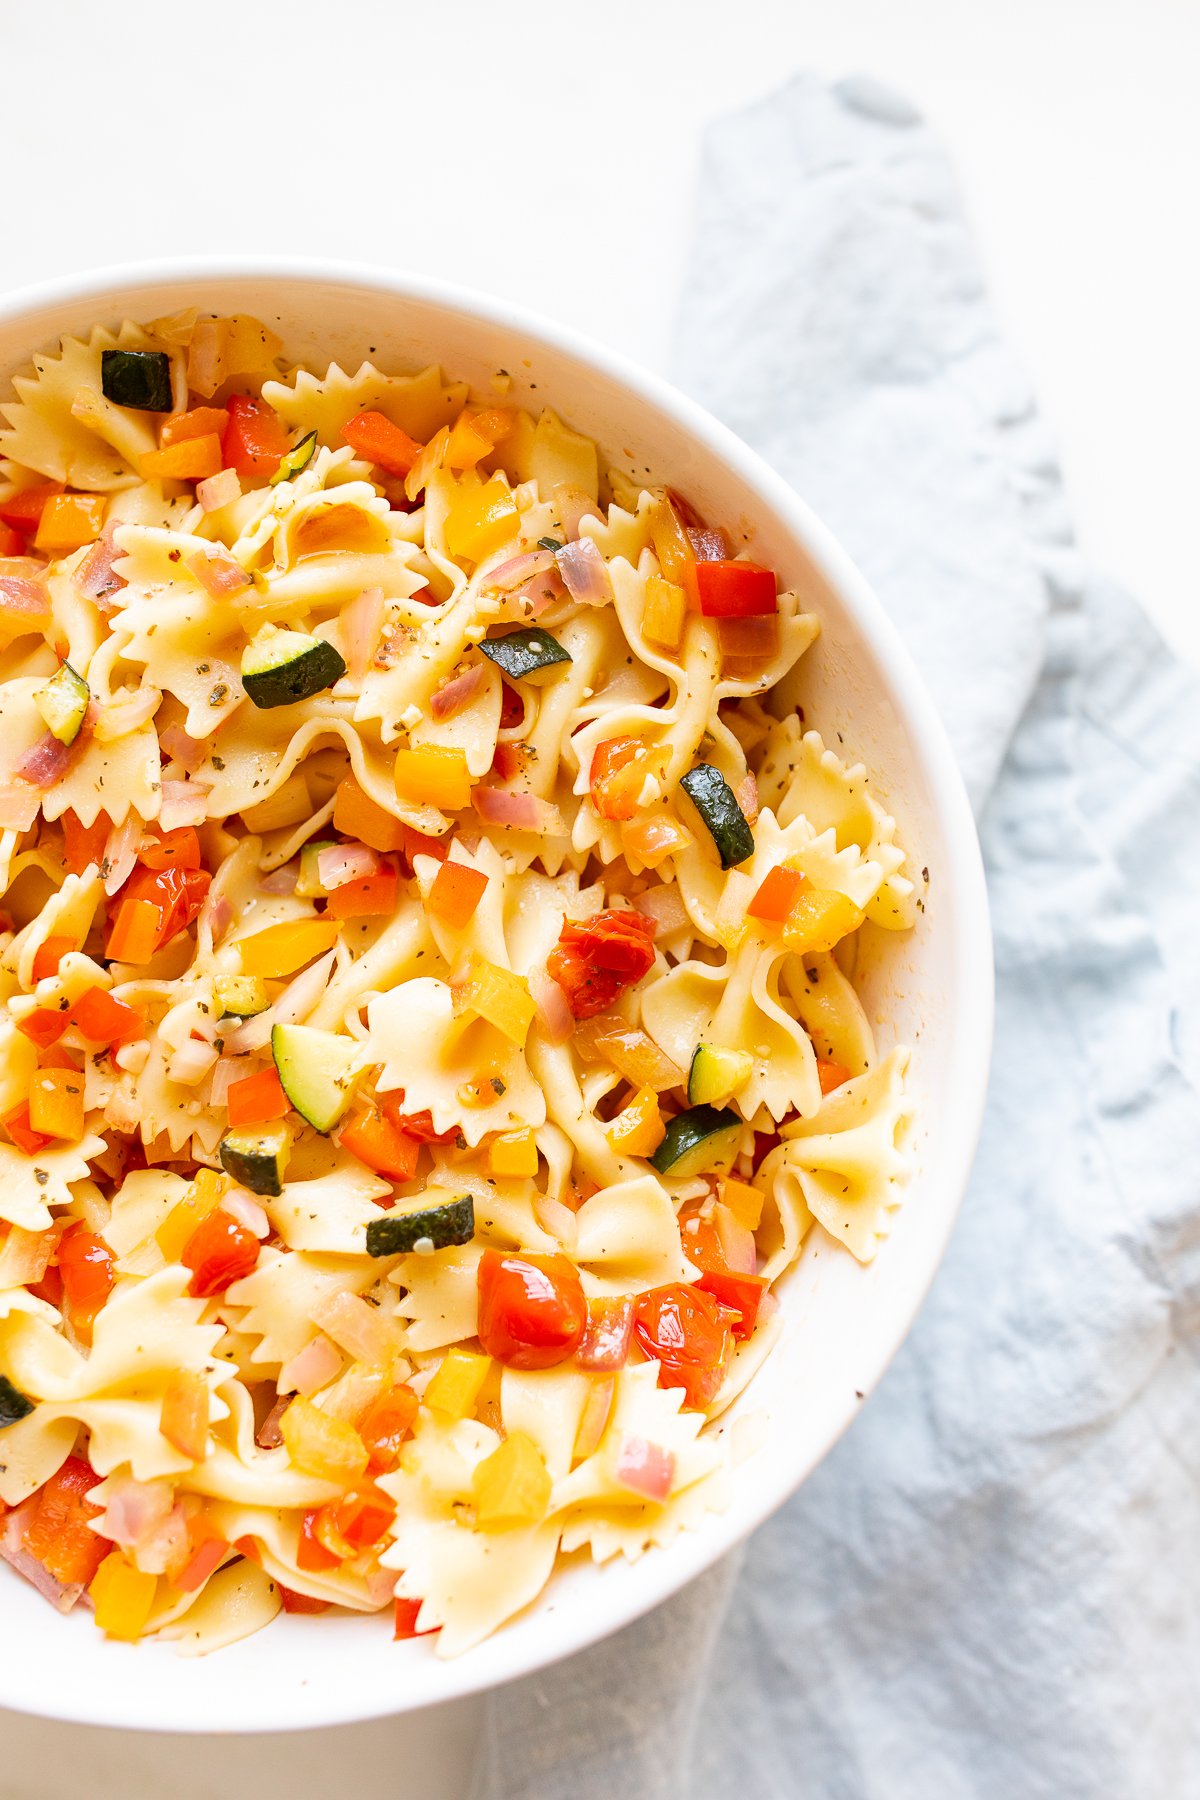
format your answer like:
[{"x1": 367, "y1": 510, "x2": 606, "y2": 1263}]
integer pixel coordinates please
[{"x1": 0, "y1": 312, "x2": 915, "y2": 1657}]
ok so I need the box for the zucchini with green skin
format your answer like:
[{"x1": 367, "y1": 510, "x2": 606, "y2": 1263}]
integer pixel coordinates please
[
  {"x1": 100, "y1": 348, "x2": 173, "y2": 412},
  {"x1": 365, "y1": 1195, "x2": 475, "y2": 1258},
  {"x1": 679, "y1": 763, "x2": 754, "y2": 869},
  {"x1": 33, "y1": 661, "x2": 89, "y2": 746},
  {"x1": 270, "y1": 430, "x2": 318, "y2": 487},
  {"x1": 241, "y1": 626, "x2": 347, "y2": 709},
  {"x1": 0, "y1": 1374, "x2": 35, "y2": 1429},
  {"x1": 650, "y1": 1104, "x2": 742, "y2": 1178},
  {"x1": 219, "y1": 1123, "x2": 291, "y2": 1196},
  {"x1": 294, "y1": 840, "x2": 335, "y2": 899},
  {"x1": 271, "y1": 1023, "x2": 358, "y2": 1133},
  {"x1": 479, "y1": 626, "x2": 571, "y2": 681},
  {"x1": 687, "y1": 1043, "x2": 753, "y2": 1107},
  {"x1": 214, "y1": 974, "x2": 269, "y2": 1019}
]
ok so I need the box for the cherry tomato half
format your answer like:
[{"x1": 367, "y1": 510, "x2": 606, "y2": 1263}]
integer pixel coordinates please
[
  {"x1": 632, "y1": 1282, "x2": 732, "y2": 1408},
  {"x1": 181, "y1": 1208, "x2": 260, "y2": 1298},
  {"x1": 476, "y1": 1250, "x2": 587, "y2": 1370}
]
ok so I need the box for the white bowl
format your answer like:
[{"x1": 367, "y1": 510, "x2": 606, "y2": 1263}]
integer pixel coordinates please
[{"x1": 0, "y1": 259, "x2": 992, "y2": 1734}]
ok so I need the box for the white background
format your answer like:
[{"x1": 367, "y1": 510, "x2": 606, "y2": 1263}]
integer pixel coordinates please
[{"x1": 1, "y1": 0, "x2": 1195, "y2": 1792}]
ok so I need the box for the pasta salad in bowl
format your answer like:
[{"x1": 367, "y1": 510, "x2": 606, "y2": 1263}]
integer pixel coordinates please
[{"x1": 0, "y1": 266, "x2": 990, "y2": 1730}]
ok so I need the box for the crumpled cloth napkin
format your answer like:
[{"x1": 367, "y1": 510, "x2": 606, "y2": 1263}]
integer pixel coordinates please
[{"x1": 472, "y1": 74, "x2": 1200, "y2": 1799}]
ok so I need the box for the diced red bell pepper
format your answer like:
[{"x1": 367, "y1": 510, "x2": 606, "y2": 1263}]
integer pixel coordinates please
[
  {"x1": 21, "y1": 1455, "x2": 110, "y2": 1589},
  {"x1": 15, "y1": 1008, "x2": 70, "y2": 1051},
  {"x1": 747, "y1": 865, "x2": 808, "y2": 924},
  {"x1": 174, "y1": 1525, "x2": 230, "y2": 1593},
  {"x1": 325, "y1": 866, "x2": 398, "y2": 919},
  {"x1": 60, "y1": 808, "x2": 111, "y2": 876},
  {"x1": 393, "y1": 1595, "x2": 438, "y2": 1639},
  {"x1": 399, "y1": 824, "x2": 448, "y2": 869},
  {"x1": 426, "y1": 860, "x2": 488, "y2": 929},
  {"x1": 378, "y1": 1093, "x2": 461, "y2": 1146},
  {"x1": 546, "y1": 908, "x2": 658, "y2": 1021},
  {"x1": 221, "y1": 393, "x2": 291, "y2": 482},
  {"x1": 2, "y1": 1103, "x2": 52, "y2": 1153},
  {"x1": 226, "y1": 1066, "x2": 290, "y2": 1127},
  {"x1": 337, "y1": 1105, "x2": 420, "y2": 1182},
  {"x1": 682, "y1": 560, "x2": 778, "y2": 619},
  {"x1": 498, "y1": 681, "x2": 524, "y2": 729},
  {"x1": 181, "y1": 1208, "x2": 260, "y2": 1298},
  {"x1": 341, "y1": 410, "x2": 423, "y2": 478},
  {"x1": 693, "y1": 1268, "x2": 768, "y2": 1340},
  {"x1": 278, "y1": 1584, "x2": 331, "y2": 1614},
  {"x1": 31, "y1": 936, "x2": 75, "y2": 982},
  {"x1": 108, "y1": 862, "x2": 211, "y2": 958},
  {"x1": 476, "y1": 1250, "x2": 588, "y2": 1370},
  {"x1": 0, "y1": 482, "x2": 64, "y2": 537},
  {"x1": 57, "y1": 1225, "x2": 115, "y2": 1332},
  {"x1": 0, "y1": 522, "x2": 24, "y2": 555}
]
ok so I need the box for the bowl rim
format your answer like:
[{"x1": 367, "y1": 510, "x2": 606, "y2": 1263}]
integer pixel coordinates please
[{"x1": 0, "y1": 255, "x2": 994, "y2": 1734}]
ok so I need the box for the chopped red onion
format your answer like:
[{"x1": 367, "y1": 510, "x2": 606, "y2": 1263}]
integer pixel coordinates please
[
  {"x1": 93, "y1": 686, "x2": 161, "y2": 743},
  {"x1": 529, "y1": 966, "x2": 575, "y2": 1045},
  {"x1": 555, "y1": 536, "x2": 613, "y2": 606},
  {"x1": 167, "y1": 1038, "x2": 218, "y2": 1087},
  {"x1": 74, "y1": 527, "x2": 125, "y2": 603},
  {"x1": 207, "y1": 1058, "x2": 240, "y2": 1107},
  {"x1": 430, "y1": 664, "x2": 485, "y2": 722},
  {"x1": 489, "y1": 565, "x2": 569, "y2": 623},
  {"x1": 15, "y1": 732, "x2": 77, "y2": 789},
  {"x1": 317, "y1": 843, "x2": 382, "y2": 890},
  {"x1": 0, "y1": 1224, "x2": 55, "y2": 1286},
  {"x1": 573, "y1": 1377, "x2": 615, "y2": 1462},
  {"x1": 223, "y1": 1188, "x2": 270, "y2": 1239},
  {"x1": 203, "y1": 891, "x2": 234, "y2": 943},
  {"x1": 158, "y1": 724, "x2": 207, "y2": 774},
  {"x1": 259, "y1": 863, "x2": 300, "y2": 895},
  {"x1": 256, "y1": 1393, "x2": 291, "y2": 1449},
  {"x1": 0, "y1": 569, "x2": 52, "y2": 629},
  {"x1": 715, "y1": 1204, "x2": 757, "y2": 1275},
  {"x1": 279, "y1": 1334, "x2": 343, "y2": 1398},
  {"x1": 614, "y1": 1433, "x2": 675, "y2": 1502},
  {"x1": 186, "y1": 550, "x2": 251, "y2": 600},
  {"x1": 482, "y1": 549, "x2": 556, "y2": 592},
  {"x1": 309, "y1": 1288, "x2": 399, "y2": 1365},
  {"x1": 687, "y1": 525, "x2": 729, "y2": 561},
  {"x1": 159, "y1": 778, "x2": 212, "y2": 831},
  {"x1": 222, "y1": 948, "x2": 337, "y2": 1053},
  {"x1": 0, "y1": 781, "x2": 41, "y2": 832},
  {"x1": 196, "y1": 467, "x2": 241, "y2": 514},
  {"x1": 531, "y1": 1191, "x2": 578, "y2": 1245},
  {"x1": 471, "y1": 787, "x2": 564, "y2": 835},
  {"x1": 340, "y1": 585, "x2": 385, "y2": 682},
  {"x1": 95, "y1": 1476, "x2": 173, "y2": 1552},
  {"x1": 577, "y1": 1298, "x2": 635, "y2": 1372},
  {"x1": 551, "y1": 484, "x2": 596, "y2": 543},
  {"x1": 735, "y1": 772, "x2": 759, "y2": 826}
]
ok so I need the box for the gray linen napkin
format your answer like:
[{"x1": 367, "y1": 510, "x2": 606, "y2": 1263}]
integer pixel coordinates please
[{"x1": 471, "y1": 74, "x2": 1200, "y2": 1799}]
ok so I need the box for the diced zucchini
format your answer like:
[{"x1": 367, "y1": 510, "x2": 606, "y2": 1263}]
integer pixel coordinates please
[
  {"x1": 271, "y1": 1023, "x2": 359, "y2": 1133},
  {"x1": 479, "y1": 627, "x2": 571, "y2": 681},
  {"x1": 366, "y1": 1194, "x2": 475, "y2": 1258},
  {"x1": 294, "y1": 840, "x2": 335, "y2": 899},
  {"x1": 101, "y1": 348, "x2": 173, "y2": 412},
  {"x1": 214, "y1": 974, "x2": 269, "y2": 1019},
  {"x1": 649, "y1": 1104, "x2": 742, "y2": 1179},
  {"x1": 241, "y1": 625, "x2": 347, "y2": 710},
  {"x1": 270, "y1": 430, "x2": 318, "y2": 486},
  {"x1": 679, "y1": 763, "x2": 754, "y2": 869},
  {"x1": 33, "y1": 661, "x2": 89, "y2": 746},
  {"x1": 0, "y1": 1374, "x2": 35, "y2": 1429},
  {"x1": 687, "y1": 1043, "x2": 753, "y2": 1107},
  {"x1": 219, "y1": 1122, "x2": 291, "y2": 1196}
]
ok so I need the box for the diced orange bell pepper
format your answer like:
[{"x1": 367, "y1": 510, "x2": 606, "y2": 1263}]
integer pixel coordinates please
[
  {"x1": 394, "y1": 1595, "x2": 437, "y2": 1639},
  {"x1": 488, "y1": 1127, "x2": 539, "y2": 1178},
  {"x1": 31, "y1": 936, "x2": 75, "y2": 982},
  {"x1": 106, "y1": 897, "x2": 164, "y2": 964},
  {"x1": 160, "y1": 405, "x2": 229, "y2": 447},
  {"x1": 338, "y1": 1105, "x2": 420, "y2": 1181},
  {"x1": 69, "y1": 985, "x2": 145, "y2": 1046},
  {"x1": 426, "y1": 860, "x2": 488, "y2": 929},
  {"x1": 278, "y1": 1584, "x2": 330, "y2": 1614},
  {"x1": 160, "y1": 1370, "x2": 210, "y2": 1461},
  {"x1": 817, "y1": 1058, "x2": 853, "y2": 1094},
  {"x1": 332, "y1": 777, "x2": 407, "y2": 853},
  {"x1": 140, "y1": 435, "x2": 224, "y2": 482},
  {"x1": 747, "y1": 865, "x2": 809, "y2": 924},
  {"x1": 341, "y1": 409, "x2": 423, "y2": 478},
  {"x1": 325, "y1": 866, "x2": 398, "y2": 919},
  {"x1": 61, "y1": 808, "x2": 111, "y2": 875},
  {"x1": 358, "y1": 1383, "x2": 419, "y2": 1473},
  {"x1": 781, "y1": 888, "x2": 864, "y2": 955},
  {"x1": 719, "y1": 1175, "x2": 765, "y2": 1231},
  {"x1": 15, "y1": 1008, "x2": 70, "y2": 1051},
  {"x1": 590, "y1": 737, "x2": 649, "y2": 822},
  {"x1": 28, "y1": 1066, "x2": 85, "y2": 1141},
  {"x1": 605, "y1": 1084, "x2": 665, "y2": 1158},
  {"x1": 34, "y1": 493, "x2": 106, "y2": 554},
  {"x1": 226, "y1": 1066, "x2": 290, "y2": 1127},
  {"x1": 174, "y1": 1518, "x2": 229, "y2": 1592}
]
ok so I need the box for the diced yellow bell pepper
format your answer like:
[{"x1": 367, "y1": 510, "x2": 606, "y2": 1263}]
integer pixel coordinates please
[
  {"x1": 444, "y1": 407, "x2": 514, "y2": 471},
  {"x1": 237, "y1": 918, "x2": 342, "y2": 979},
  {"x1": 241, "y1": 771, "x2": 314, "y2": 834},
  {"x1": 34, "y1": 493, "x2": 107, "y2": 554},
  {"x1": 214, "y1": 974, "x2": 268, "y2": 1018},
  {"x1": 781, "y1": 888, "x2": 864, "y2": 955},
  {"x1": 452, "y1": 955, "x2": 535, "y2": 1047},
  {"x1": 28, "y1": 1067, "x2": 85, "y2": 1141},
  {"x1": 280, "y1": 1394, "x2": 369, "y2": 1483},
  {"x1": 489, "y1": 1128, "x2": 539, "y2": 1178},
  {"x1": 719, "y1": 1175, "x2": 765, "y2": 1232},
  {"x1": 472, "y1": 1430, "x2": 552, "y2": 1530},
  {"x1": 642, "y1": 574, "x2": 686, "y2": 651},
  {"x1": 393, "y1": 744, "x2": 471, "y2": 812},
  {"x1": 605, "y1": 1084, "x2": 665, "y2": 1158},
  {"x1": 425, "y1": 1346, "x2": 491, "y2": 1421},
  {"x1": 89, "y1": 1551, "x2": 157, "y2": 1641},
  {"x1": 294, "y1": 504, "x2": 389, "y2": 559},
  {"x1": 156, "y1": 1167, "x2": 227, "y2": 1262},
  {"x1": 649, "y1": 495, "x2": 695, "y2": 584},
  {"x1": 444, "y1": 472, "x2": 519, "y2": 563}
]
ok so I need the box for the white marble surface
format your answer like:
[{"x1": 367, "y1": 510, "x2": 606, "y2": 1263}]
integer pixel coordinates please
[{"x1": 0, "y1": 0, "x2": 1193, "y2": 1790}]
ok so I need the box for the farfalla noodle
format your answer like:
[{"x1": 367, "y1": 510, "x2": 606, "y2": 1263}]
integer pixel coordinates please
[{"x1": 0, "y1": 312, "x2": 914, "y2": 1656}]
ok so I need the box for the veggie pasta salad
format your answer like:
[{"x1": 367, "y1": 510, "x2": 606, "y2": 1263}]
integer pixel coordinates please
[{"x1": 0, "y1": 312, "x2": 915, "y2": 1656}]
